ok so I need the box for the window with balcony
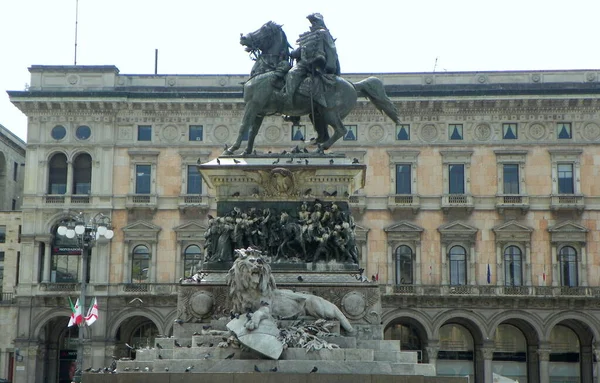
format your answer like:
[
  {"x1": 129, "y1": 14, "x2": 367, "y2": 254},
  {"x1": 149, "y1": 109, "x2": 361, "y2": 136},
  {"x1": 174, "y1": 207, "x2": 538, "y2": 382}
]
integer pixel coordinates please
[
  {"x1": 559, "y1": 246, "x2": 578, "y2": 287},
  {"x1": 395, "y1": 164, "x2": 411, "y2": 194},
  {"x1": 557, "y1": 164, "x2": 574, "y2": 194},
  {"x1": 137, "y1": 125, "x2": 152, "y2": 141},
  {"x1": 557, "y1": 123, "x2": 572, "y2": 139},
  {"x1": 448, "y1": 124, "x2": 463, "y2": 140},
  {"x1": 135, "y1": 165, "x2": 151, "y2": 194},
  {"x1": 132, "y1": 245, "x2": 150, "y2": 283},
  {"x1": 504, "y1": 246, "x2": 523, "y2": 286},
  {"x1": 449, "y1": 246, "x2": 467, "y2": 285},
  {"x1": 72, "y1": 153, "x2": 92, "y2": 194},
  {"x1": 503, "y1": 164, "x2": 519, "y2": 194},
  {"x1": 48, "y1": 153, "x2": 68, "y2": 194},
  {"x1": 189, "y1": 125, "x2": 203, "y2": 141},
  {"x1": 187, "y1": 165, "x2": 202, "y2": 194},
  {"x1": 183, "y1": 245, "x2": 203, "y2": 278},
  {"x1": 394, "y1": 245, "x2": 413, "y2": 285},
  {"x1": 449, "y1": 164, "x2": 465, "y2": 194}
]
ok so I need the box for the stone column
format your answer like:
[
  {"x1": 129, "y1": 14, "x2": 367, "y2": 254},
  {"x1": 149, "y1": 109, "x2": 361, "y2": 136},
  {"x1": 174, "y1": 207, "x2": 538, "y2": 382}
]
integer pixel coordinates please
[
  {"x1": 469, "y1": 243, "x2": 476, "y2": 285},
  {"x1": 425, "y1": 342, "x2": 439, "y2": 367},
  {"x1": 496, "y1": 242, "x2": 503, "y2": 285},
  {"x1": 580, "y1": 245, "x2": 588, "y2": 286},
  {"x1": 441, "y1": 243, "x2": 448, "y2": 285},
  {"x1": 415, "y1": 241, "x2": 422, "y2": 285},
  {"x1": 480, "y1": 347, "x2": 494, "y2": 383},
  {"x1": 386, "y1": 241, "x2": 394, "y2": 285},
  {"x1": 537, "y1": 346, "x2": 551, "y2": 383},
  {"x1": 580, "y1": 345, "x2": 593, "y2": 383},
  {"x1": 65, "y1": 160, "x2": 73, "y2": 196},
  {"x1": 42, "y1": 242, "x2": 51, "y2": 283},
  {"x1": 594, "y1": 347, "x2": 600, "y2": 383},
  {"x1": 551, "y1": 246, "x2": 558, "y2": 287}
]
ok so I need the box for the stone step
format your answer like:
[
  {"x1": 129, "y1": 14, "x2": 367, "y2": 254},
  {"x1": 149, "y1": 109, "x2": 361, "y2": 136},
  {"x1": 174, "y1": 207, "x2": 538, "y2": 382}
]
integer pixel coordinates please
[
  {"x1": 282, "y1": 347, "x2": 373, "y2": 361},
  {"x1": 374, "y1": 351, "x2": 419, "y2": 363},
  {"x1": 357, "y1": 339, "x2": 401, "y2": 352},
  {"x1": 118, "y1": 359, "x2": 436, "y2": 376}
]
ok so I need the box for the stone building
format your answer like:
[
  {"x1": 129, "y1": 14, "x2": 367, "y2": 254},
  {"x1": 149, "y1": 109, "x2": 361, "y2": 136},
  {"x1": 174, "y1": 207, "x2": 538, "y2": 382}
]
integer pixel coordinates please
[
  {"x1": 7, "y1": 65, "x2": 600, "y2": 383},
  {"x1": 0, "y1": 124, "x2": 26, "y2": 382}
]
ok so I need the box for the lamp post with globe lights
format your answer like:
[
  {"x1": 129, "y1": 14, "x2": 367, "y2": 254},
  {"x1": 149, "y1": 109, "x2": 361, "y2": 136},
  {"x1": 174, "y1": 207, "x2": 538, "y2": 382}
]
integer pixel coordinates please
[{"x1": 57, "y1": 212, "x2": 114, "y2": 382}]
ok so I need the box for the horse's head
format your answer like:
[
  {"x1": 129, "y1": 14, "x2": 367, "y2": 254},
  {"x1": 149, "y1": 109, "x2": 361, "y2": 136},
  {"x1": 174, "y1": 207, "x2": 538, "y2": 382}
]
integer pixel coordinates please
[{"x1": 240, "y1": 21, "x2": 287, "y2": 55}]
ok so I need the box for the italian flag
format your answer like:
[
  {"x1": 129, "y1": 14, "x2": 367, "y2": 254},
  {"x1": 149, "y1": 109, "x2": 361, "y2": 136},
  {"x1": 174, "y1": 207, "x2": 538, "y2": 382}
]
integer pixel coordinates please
[
  {"x1": 68, "y1": 297, "x2": 83, "y2": 327},
  {"x1": 85, "y1": 297, "x2": 99, "y2": 326}
]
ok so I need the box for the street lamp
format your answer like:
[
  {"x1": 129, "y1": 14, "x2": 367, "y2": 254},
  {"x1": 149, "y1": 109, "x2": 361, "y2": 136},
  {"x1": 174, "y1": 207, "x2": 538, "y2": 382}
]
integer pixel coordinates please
[{"x1": 57, "y1": 212, "x2": 114, "y2": 383}]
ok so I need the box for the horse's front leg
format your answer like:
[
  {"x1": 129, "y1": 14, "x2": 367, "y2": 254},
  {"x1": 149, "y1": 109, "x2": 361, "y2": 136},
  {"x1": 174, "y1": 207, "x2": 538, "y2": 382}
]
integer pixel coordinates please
[
  {"x1": 317, "y1": 112, "x2": 347, "y2": 152},
  {"x1": 224, "y1": 104, "x2": 258, "y2": 155},
  {"x1": 243, "y1": 115, "x2": 264, "y2": 155}
]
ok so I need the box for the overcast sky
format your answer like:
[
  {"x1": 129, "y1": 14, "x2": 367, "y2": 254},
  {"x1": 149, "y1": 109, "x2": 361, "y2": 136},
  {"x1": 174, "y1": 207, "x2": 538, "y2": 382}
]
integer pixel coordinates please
[{"x1": 2, "y1": 0, "x2": 600, "y2": 141}]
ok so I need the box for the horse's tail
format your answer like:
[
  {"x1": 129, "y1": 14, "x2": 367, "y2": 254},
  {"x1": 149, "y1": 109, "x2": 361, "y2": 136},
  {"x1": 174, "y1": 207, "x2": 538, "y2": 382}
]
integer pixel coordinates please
[{"x1": 353, "y1": 77, "x2": 400, "y2": 124}]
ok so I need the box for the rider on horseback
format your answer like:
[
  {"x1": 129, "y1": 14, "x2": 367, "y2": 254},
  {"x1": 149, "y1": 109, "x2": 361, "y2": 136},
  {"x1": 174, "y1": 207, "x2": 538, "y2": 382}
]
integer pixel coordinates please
[{"x1": 283, "y1": 13, "x2": 340, "y2": 125}]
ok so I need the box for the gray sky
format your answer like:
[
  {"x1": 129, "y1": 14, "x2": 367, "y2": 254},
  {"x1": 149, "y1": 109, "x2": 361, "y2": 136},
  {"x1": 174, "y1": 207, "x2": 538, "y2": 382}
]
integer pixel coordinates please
[{"x1": 2, "y1": 0, "x2": 600, "y2": 141}]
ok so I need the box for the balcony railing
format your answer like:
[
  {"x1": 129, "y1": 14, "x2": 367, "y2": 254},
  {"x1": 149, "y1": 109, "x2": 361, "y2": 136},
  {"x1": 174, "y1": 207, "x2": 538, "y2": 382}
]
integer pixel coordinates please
[
  {"x1": 25, "y1": 283, "x2": 179, "y2": 296},
  {"x1": 348, "y1": 195, "x2": 367, "y2": 212},
  {"x1": 0, "y1": 292, "x2": 14, "y2": 304},
  {"x1": 441, "y1": 194, "x2": 473, "y2": 212},
  {"x1": 43, "y1": 195, "x2": 92, "y2": 205},
  {"x1": 126, "y1": 194, "x2": 157, "y2": 210},
  {"x1": 384, "y1": 284, "x2": 600, "y2": 297},
  {"x1": 550, "y1": 194, "x2": 585, "y2": 212},
  {"x1": 387, "y1": 194, "x2": 420, "y2": 212},
  {"x1": 178, "y1": 194, "x2": 210, "y2": 211},
  {"x1": 495, "y1": 194, "x2": 530, "y2": 213}
]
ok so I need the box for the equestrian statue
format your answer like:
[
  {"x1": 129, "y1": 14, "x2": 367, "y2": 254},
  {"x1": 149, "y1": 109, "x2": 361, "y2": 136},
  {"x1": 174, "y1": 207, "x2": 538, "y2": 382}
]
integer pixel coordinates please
[{"x1": 223, "y1": 14, "x2": 400, "y2": 156}]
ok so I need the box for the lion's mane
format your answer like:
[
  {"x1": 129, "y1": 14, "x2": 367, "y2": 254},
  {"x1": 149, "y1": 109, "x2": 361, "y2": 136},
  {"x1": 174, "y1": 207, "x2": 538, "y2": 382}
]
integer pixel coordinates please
[{"x1": 226, "y1": 255, "x2": 276, "y2": 314}]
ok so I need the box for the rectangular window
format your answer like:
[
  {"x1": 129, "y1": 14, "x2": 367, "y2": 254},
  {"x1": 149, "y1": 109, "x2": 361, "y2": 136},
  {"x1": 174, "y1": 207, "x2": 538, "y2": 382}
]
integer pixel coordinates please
[
  {"x1": 557, "y1": 164, "x2": 574, "y2": 194},
  {"x1": 395, "y1": 164, "x2": 411, "y2": 194},
  {"x1": 189, "y1": 125, "x2": 203, "y2": 141},
  {"x1": 137, "y1": 125, "x2": 152, "y2": 141},
  {"x1": 0, "y1": 226, "x2": 5, "y2": 243},
  {"x1": 448, "y1": 124, "x2": 463, "y2": 140},
  {"x1": 187, "y1": 165, "x2": 202, "y2": 194},
  {"x1": 557, "y1": 123, "x2": 572, "y2": 139},
  {"x1": 396, "y1": 124, "x2": 410, "y2": 140},
  {"x1": 51, "y1": 253, "x2": 79, "y2": 283},
  {"x1": 291, "y1": 125, "x2": 306, "y2": 141},
  {"x1": 448, "y1": 164, "x2": 465, "y2": 194},
  {"x1": 13, "y1": 162, "x2": 18, "y2": 181},
  {"x1": 11, "y1": 200, "x2": 16, "y2": 211},
  {"x1": 135, "y1": 164, "x2": 152, "y2": 194},
  {"x1": 503, "y1": 164, "x2": 519, "y2": 194},
  {"x1": 343, "y1": 125, "x2": 357, "y2": 141},
  {"x1": 503, "y1": 123, "x2": 518, "y2": 139}
]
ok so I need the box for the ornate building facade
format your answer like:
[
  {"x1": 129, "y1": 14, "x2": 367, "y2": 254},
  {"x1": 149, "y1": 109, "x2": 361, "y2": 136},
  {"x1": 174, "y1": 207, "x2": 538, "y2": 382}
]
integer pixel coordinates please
[{"x1": 7, "y1": 65, "x2": 600, "y2": 383}]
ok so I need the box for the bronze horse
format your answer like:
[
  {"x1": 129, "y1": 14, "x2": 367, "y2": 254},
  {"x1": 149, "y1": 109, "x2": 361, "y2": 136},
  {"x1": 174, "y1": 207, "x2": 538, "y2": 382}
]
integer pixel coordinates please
[{"x1": 224, "y1": 21, "x2": 400, "y2": 155}]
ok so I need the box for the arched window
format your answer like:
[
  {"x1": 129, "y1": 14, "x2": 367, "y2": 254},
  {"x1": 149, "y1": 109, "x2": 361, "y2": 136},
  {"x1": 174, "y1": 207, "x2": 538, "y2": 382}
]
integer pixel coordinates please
[
  {"x1": 449, "y1": 246, "x2": 467, "y2": 285},
  {"x1": 132, "y1": 245, "x2": 150, "y2": 283},
  {"x1": 559, "y1": 246, "x2": 578, "y2": 287},
  {"x1": 183, "y1": 245, "x2": 202, "y2": 278},
  {"x1": 504, "y1": 246, "x2": 522, "y2": 286},
  {"x1": 394, "y1": 245, "x2": 413, "y2": 285},
  {"x1": 48, "y1": 153, "x2": 68, "y2": 194},
  {"x1": 130, "y1": 321, "x2": 159, "y2": 351},
  {"x1": 72, "y1": 153, "x2": 92, "y2": 194}
]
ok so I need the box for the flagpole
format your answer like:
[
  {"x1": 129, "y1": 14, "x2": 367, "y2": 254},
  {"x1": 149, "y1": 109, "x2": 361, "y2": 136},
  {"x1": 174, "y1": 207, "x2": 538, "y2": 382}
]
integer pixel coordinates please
[{"x1": 74, "y1": 245, "x2": 89, "y2": 383}]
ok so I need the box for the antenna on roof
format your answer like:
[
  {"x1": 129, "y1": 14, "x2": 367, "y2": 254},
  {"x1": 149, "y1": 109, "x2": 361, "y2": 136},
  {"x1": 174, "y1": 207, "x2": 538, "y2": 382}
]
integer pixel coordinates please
[
  {"x1": 74, "y1": 0, "x2": 79, "y2": 65},
  {"x1": 155, "y1": 49, "x2": 158, "y2": 74},
  {"x1": 433, "y1": 56, "x2": 438, "y2": 73}
]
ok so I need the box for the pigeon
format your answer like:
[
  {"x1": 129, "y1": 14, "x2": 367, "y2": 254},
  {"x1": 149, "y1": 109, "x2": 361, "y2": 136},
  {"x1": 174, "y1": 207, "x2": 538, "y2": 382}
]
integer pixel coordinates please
[
  {"x1": 285, "y1": 157, "x2": 294, "y2": 163},
  {"x1": 203, "y1": 353, "x2": 212, "y2": 360},
  {"x1": 164, "y1": 367, "x2": 169, "y2": 372},
  {"x1": 185, "y1": 365, "x2": 194, "y2": 372},
  {"x1": 297, "y1": 275, "x2": 304, "y2": 282},
  {"x1": 193, "y1": 331, "x2": 199, "y2": 336},
  {"x1": 303, "y1": 148, "x2": 309, "y2": 153},
  {"x1": 128, "y1": 297, "x2": 143, "y2": 304},
  {"x1": 329, "y1": 159, "x2": 334, "y2": 165},
  {"x1": 202, "y1": 325, "x2": 212, "y2": 330},
  {"x1": 134, "y1": 367, "x2": 140, "y2": 372},
  {"x1": 304, "y1": 159, "x2": 309, "y2": 165},
  {"x1": 124, "y1": 367, "x2": 130, "y2": 371},
  {"x1": 158, "y1": 354, "x2": 163, "y2": 359},
  {"x1": 269, "y1": 367, "x2": 278, "y2": 372},
  {"x1": 281, "y1": 150, "x2": 287, "y2": 155},
  {"x1": 246, "y1": 312, "x2": 252, "y2": 320},
  {"x1": 225, "y1": 352, "x2": 235, "y2": 359},
  {"x1": 260, "y1": 301, "x2": 269, "y2": 306},
  {"x1": 330, "y1": 191, "x2": 338, "y2": 197},
  {"x1": 208, "y1": 343, "x2": 214, "y2": 347},
  {"x1": 174, "y1": 340, "x2": 182, "y2": 348},
  {"x1": 216, "y1": 157, "x2": 221, "y2": 165},
  {"x1": 323, "y1": 191, "x2": 331, "y2": 197},
  {"x1": 186, "y1": 344, "x2": 191, "y2": 348},
  {"x1": 125, "y1": 343, "x2": 134, "y2": 350},
  {"x1": 310, "y1": 366, "x2": 318, "y2": 373},
  {"x1": 196, "y1": 343, "x2": 203, "y2": 347},
  {"x1": 304, "y1": 188, "x2": 312, "y2": 196},
  {"x1": 292, "y1": 145, "x2": 301, "y2": 154},
  {"x1": 174, "y1": 318, "x2": 184, "y2": 325},
  {"x1": 144, "y1": 366, "x2": 150, "y2": 372},
  {"x1": 352, "y1": 158, "x2": 359, "y2": 164},
  {"x1": 233, "y1": 158, "x2": 241, "y2": 164},
  {"x1": 253, "y1": 150, "x2": 257, "y2": 155},
  {"x1": 254, "y1": 365, "x2": 261, "y2": 372},
  {"x1": 84, "y1": 367, "x2": 93, "y2": 372},
  {"x1": 272, "y1": 158, "x2": 280, "y2": 165},
  {"x1": 231, "y1": 191, "x2": 240, "y2": 197}
]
